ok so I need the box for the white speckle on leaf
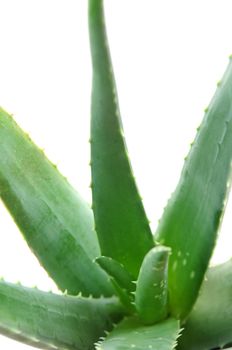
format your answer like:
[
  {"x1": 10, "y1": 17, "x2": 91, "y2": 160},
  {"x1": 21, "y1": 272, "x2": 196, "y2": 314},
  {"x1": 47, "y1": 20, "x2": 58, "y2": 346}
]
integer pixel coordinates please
[
  {"x1": 172, "y1": 261, "x2": 178, "y2": 271},
  {"x1": 190, "y1": 271, "x2": 195, "y2": 279},
  {"x1": 160, "y1": 280, "x2": 164, "y2": 288}
]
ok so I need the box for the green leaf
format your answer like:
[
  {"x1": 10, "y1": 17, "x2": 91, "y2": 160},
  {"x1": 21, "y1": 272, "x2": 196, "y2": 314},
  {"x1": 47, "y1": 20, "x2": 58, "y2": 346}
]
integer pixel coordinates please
[
  {"x1": 178, "y1": 259, "x2": 232, "y2": 350},
  {"x1": 96, "y1": 257, "x2": 135, "y2": 312},
  {"x1": 110, "y1": 279, "x2": 135, "y2": 314},
  {"x1": 96, "y1": 317, "x2": 180, "y2": 350},
  {"x1": 96, "y1": 256, "x2": 135, "y2": 292},
  {"x1": 0, "y1": 280, "x2": 124, "y2": 350},
  {"x1": 88, "y1": 0, "x2": 154, "y2": 278},
  {"x1": 0, "y1": 108, "x2": 113, "y2": 297},
  {"x1": 155, "y1": 59, "x2": 232, "y2": 319},
  {"x1": 135, "y1": 246, "x2": 170, "y2": 325}
]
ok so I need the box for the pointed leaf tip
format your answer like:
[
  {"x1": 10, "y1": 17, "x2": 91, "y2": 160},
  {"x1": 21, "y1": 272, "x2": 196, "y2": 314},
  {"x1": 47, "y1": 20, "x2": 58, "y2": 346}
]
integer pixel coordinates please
[
  {"x1": 155, "y1": 59, "x2": 232, "y2": 319},
  {"x1": 88, "y1": 0, "x2": 154, "y2": 278}
]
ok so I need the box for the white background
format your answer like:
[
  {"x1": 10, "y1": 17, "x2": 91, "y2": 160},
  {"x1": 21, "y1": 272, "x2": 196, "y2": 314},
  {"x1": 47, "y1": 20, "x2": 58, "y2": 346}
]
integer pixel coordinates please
[{"x1": 0, "y1": 1, "x2": 232, "y2": 348}]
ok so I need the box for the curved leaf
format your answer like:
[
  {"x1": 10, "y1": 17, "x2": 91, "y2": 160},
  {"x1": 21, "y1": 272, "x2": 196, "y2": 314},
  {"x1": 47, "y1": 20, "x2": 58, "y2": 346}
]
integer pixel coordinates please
[
  {"x1": 110, "y1": 279, "x2": 135, "y2": 314},
  {"x1": 0, "y1": 280, "x2": 124, "y2": 350},
  {"x1": 96, "y1": 317, "x2": 180, "y2": 350},
  {"x1": 0, "y1": 108, "x2": 113, "y2": 297},
  {"x1": 135, "y1": 246, "x2": 170, "y2": 325},
  {"x1": 178, "y1": 259, "x2": 232, "y2": 350},
  {"x1": 155, "y1": 59, "x2": 232, "y2": 319},
  {"x1": 96, "y1": 256, "x2": 135, "y2": 292}
]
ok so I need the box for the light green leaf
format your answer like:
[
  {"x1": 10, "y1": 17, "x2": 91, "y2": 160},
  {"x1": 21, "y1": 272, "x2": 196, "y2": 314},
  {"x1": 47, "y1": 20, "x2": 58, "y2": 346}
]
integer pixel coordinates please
[
  {"x1": 135, "y1": 246, "x2": 170, "y2": 325},
  {"x1": 96, "y1": 317, "x2": 180, "y2": 350},
  {"x1": 0, "y1": 108, "x2": 113, "y2": 297},
  {"x1": 155, "y1": 59, "x2": 232, "y2": 319},
  {"x1": 178, "y1": 259, "x2": 232, "y2": 350},
  {"x1": 0, "y1": 280, "x2": 124, "y2": 350},
  {"x1": 88, "y1": 0, "x2": 154, "y2": 278}
]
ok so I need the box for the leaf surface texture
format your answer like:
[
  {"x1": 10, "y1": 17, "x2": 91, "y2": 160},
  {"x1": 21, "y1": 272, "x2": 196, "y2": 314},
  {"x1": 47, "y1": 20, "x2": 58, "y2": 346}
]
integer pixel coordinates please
[
  {"x1": 178, "y1": 259, "x2": 232, "y2": 350},
  {"x1": 89, "y1": 0, "x2": 154, "y2": 278},
  {"x1": 0, "y1": 108, "x2": 113, "y2": 297},
  {"x1": 96, "y1": 317, "x2": 180, "y2": 350},
  {"x1": 0, "y1": 280, "x2": 123, "y2": 350},
  {"x1": 155, "y1": 60, "x2": 232, "y2": 318}
]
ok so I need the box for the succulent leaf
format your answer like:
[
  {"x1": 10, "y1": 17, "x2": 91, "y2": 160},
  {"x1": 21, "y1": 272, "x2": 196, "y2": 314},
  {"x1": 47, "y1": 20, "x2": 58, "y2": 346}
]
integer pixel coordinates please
[
  {"x1": 96, "y1": 257, "x2": 135, "y2": 312},
  {"x1": 0, "y1": 108, "x2": 113, "y2": 297},
  {"x1": 155, "y1": 59, "x2": 232, "y2": 319},
  {"x1": 0, "y1": 280, "x2": 124, "y2": 350},
  {"x1": 88, "y1": 0, "x2": 154, "y2": 278},
  {"x1": 96, "y1": 256, "x2": 135, "y2": 292},
  {"x1": 96, "y1": 317, "x2": 180, "y2": 350},
  {"x1": 110, "y1": 279, "x2": 135, "y2": 314},
  {"x1": 135, "y1": 246, "x2": 170, "y2": 325},
  {"x1": 2, "y1": 0, "x2": 232, "y2": 348},
  {"x1": 178, "y1": 259, "x2": 232, "y2": 350}
]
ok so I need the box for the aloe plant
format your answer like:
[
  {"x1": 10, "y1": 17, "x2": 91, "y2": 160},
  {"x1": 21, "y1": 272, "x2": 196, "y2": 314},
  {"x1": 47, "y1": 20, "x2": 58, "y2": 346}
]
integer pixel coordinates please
[{"x1": 1, "y1": 1, "x2": 232, "y2": 349}]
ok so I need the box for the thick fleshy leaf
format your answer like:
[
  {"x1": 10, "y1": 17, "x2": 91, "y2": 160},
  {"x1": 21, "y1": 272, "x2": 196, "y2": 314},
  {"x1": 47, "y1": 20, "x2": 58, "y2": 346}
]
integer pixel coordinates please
[
  {"x1": 96, "y1": 317, "x2": 180, "y2": 350},
  {"x1": 96, "y1": 257, "x2": 135, "y2": 312},
  {"x1": 155, "y1": 59, "x2": 232, "y2": 319},
  {"x1": 0, "y1": 280, "x2": 124, "y2": 350},
  {"x1": 135, "y1": 246, "x2": 170, "y2": 325},
  {"x1": 178, "y1": 259, "x2": 232, "y2": 350},
  {"x1": 110, "y1": 279, "x2": 135, "y2": 314},
  {"x1": 96, "y1": 256, "x2": 135, "y2": 292},
  {"x1": 0, "y1": 108, "x2": 113, "y2": 297},
  {"x1": 88, "y1": 0, "x2": 154, "y2": 278}
]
